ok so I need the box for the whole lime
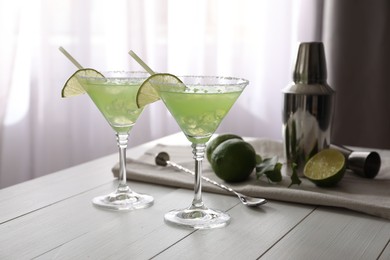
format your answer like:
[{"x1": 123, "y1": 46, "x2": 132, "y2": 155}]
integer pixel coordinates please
[
  {"x1": 206, "y1": 134, "x2": 243, "y2": 162},
  {"x1": 210, "y1": 139, "x2": 256, "y2": 182}
]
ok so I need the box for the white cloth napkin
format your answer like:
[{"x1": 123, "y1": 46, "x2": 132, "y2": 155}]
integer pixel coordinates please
[{"x1": 112, "y1": 139, "x2": 390, "y2": 220}]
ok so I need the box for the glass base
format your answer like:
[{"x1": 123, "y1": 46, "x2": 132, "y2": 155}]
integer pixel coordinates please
[
  {"x1": 92, "y1": 190, "x2": 154, "y2": 211},
  {"x1": 164, "y1": 206, "x2": 230, "y2": 229}
]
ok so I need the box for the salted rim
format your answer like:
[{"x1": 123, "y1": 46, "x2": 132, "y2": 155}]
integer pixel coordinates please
[
  {"x1": 77, "y1": 71, "x2": 149, "y2": 81},
  {"x1": 169, "y1": 75, "x2": 249, "y2": 88}
]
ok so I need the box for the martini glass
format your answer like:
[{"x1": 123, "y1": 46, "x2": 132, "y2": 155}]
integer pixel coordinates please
[
  {"x1": 77, "y1": 71, "x2": 154, "y2": 211},
  {"x1": 158, "y1": 75, "x2": 249, "y2": 229}
]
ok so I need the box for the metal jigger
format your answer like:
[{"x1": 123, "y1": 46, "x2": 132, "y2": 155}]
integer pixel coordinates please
[{"x1": 331, "y1": 145, "x2": 381, "y2": 179}]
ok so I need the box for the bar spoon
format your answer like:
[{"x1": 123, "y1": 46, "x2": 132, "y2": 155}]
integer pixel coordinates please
[{"x1": 154, "y1": 152, "x2": 267, "y2": 207}]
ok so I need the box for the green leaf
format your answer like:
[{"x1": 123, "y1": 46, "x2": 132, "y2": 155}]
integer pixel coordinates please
[
  {"x1": 265, "y1": 162, "x2": 282, "y2": 182},
  {"x1": 256, "y1": 156, "x2": 282, "y2": 183},
  {"x1": 288, "y1": 163, "x2": 301, "y2": 188}
]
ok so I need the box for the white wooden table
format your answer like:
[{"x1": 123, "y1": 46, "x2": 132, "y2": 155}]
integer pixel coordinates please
[{"x1": 0, "y1": 133, "x2": 389, "y2": 259}]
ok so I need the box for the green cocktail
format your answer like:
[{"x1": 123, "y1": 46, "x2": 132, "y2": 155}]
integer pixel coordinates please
[
  {"x1": 159, "y1": 88, "x2": 241, "y2": 144},
  {"x1": 77, "y1": 71, "x2": 154, "y2": 211},
  {"x1": 82, "y1": 76, "x2": 143, "y2": 133},
  {"x1": 159, "y1": 75, "x2": 249, "y2": 229}
]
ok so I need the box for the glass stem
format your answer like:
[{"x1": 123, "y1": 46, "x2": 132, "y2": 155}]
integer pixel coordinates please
[
  {"x1": 191, "y1": 143, "x2": 206, "y2": 209},
  {"x1": 116, "y1": 132, "x2": 130, "y2": 193}
]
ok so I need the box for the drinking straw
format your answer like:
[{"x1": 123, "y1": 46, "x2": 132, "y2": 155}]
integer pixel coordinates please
[
  {"x1": 128, "y1": 50, "x2": 155, "y2": 75},
  {"x1": 58, "y1": 46, "x2": 84, "y2": 69}
]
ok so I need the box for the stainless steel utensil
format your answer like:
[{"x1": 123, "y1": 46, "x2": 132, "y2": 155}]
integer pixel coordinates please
[
  {"x1": 155, "y1": 152, "x2": 267, "y2": 207},
  {"x1": 283, "y1": 42, "x2": 335, "y2": 175},
  {"x1": 331, "y1": 144, "x2": 381, "y2": 178}
]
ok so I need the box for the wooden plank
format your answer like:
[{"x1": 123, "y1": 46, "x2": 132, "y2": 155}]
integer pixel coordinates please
[
  {"x1": 151, "y1": 201, "x2": 315, "y2": 259},
  {"x1": 0, "y1": 154, "x2": 118, "y2": 224},
  {"x1": 45, "y1": 190, "x2": 238, "y2": 259},
  {"x1": 0, "y1": 181, "x2": 172, "y2": 259},
  {"x1": 0, "y1": 182, "x2": 238, "y2": 259},
  {"x1": 0, "y1": 133, "x2": 179, "y2": 224},
  {"x1": 259, "y1": 206, "x2": 390, "y2": 259},
  {"x1": 379, "y1": 240, "x2": 390, "y2": 260}
]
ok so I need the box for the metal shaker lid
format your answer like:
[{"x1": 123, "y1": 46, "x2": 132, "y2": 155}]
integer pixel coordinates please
[
  {"x1": 293, "y1": 42, "x2": 327, "y2": 84},
  {"x1": 283, "y1": 42, "x2": 334, "y2": 95}
]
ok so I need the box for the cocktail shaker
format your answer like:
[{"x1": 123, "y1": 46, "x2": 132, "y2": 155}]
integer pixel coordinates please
[{"x1": 282, "y1": 42, "x2": 335, "y2": 174}]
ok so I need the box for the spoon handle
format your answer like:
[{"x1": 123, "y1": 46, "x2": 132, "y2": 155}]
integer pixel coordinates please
[
  {"x1": 152, "y1": 151, "x2": 266, "y2": 206},
  {"x1": 167, "y1": 160, "x2": 267, "y2": 206},
  {"x1": 167, "y1": 161, "x2": 234, "y2": 194}
]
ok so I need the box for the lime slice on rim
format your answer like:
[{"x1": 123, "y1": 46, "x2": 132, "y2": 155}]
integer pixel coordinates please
[
  {"x1": 61, "y1": 68, "x2": 104, "y2": 98},
  {"x1": 303, "y1": 149, "x2": 346, "y2": 187},
  {"x1": 136, "y1": 73, "x2": 185, "y2": 108}
]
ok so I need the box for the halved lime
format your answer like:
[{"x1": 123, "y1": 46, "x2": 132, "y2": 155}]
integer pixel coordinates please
[
  {"x1": 136, "y1": 73, "x2": 185, "y2": 108},
  {"x1": 61, "y1": 68, "x2": 104, "y2": 98},
  {"x1": 303, "y1": 149, "x2": 346, "y2": 187}
]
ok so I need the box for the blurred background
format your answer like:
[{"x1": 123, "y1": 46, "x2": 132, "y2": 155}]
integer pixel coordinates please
[{"x1": 0, "y1": 0, "x2": 389, "y2": 188}]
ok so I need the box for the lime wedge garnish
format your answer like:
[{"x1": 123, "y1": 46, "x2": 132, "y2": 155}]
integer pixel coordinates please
[
  {"x1": 303, "y1": 149, "x2": 346, "y2": 187},
  {"x1": 136, "y1": 73, "x2": 185, "y2": 108},
  {"x1": 61, "y1": 68, "x2": 104, "y2": 98}
]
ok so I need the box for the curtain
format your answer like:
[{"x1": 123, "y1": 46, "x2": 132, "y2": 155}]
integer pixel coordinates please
[
  {"x1": 0, "y1": 0, "x2": 324, "y2": 188},
  {"x1": 323, "y1": 0, "x2": 390, "y2": 149}
]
